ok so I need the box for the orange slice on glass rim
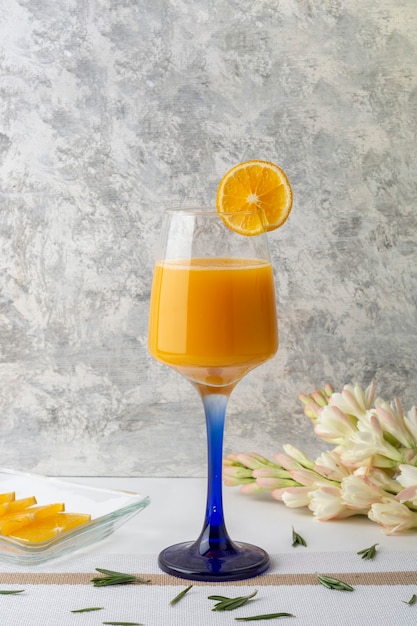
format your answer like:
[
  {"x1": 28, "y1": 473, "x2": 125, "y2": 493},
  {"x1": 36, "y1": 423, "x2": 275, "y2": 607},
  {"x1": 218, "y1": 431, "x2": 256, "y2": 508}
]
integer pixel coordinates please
[{"x1": 216, "y1": 159, "x2": 293, "y2": 235}]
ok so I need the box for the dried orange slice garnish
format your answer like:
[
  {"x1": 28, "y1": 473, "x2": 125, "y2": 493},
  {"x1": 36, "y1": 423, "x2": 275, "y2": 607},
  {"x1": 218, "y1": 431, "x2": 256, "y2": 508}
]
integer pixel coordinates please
[
  {"x1": 9, "y1": 512, "x2": 91, "y2": 542},
  {"x1": 216, "y1": 160, "x2": 293, "y2": 235}
]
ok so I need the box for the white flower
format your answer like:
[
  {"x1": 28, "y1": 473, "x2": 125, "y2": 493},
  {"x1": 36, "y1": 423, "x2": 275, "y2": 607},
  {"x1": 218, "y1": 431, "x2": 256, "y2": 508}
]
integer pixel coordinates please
[
  {"x1": 395, "y1": 464, "x2": 417, "y2": 504},
  {"x1": 274, "y1": 447, "x2": 315, "y2": 474},
  {"x1": 289, "y1": 468, "x2": 337, "y2": 489},
  {"x1": 222, "y1": 464, "x2": 257, "y2": 487},
  {"x1": 271, "y1": 486, "x2": 312, "y2": 508},
  {"x1": 282, "y1": 444, "x2": 315, "y2": 469},
  {"x1": 299, "y1": 385, "x2": 333, "y2": 421},
  {"x1": 252, "y1": 467, "x2": 298, "y2": 492},
  {"x1": 340, "y1": 474, "x2": 385, "y2": 510},
  {"x1": 298, "y1": 398, "x2": 321, "y2": 421},
  {"x1": 254, "y1": 476, "x2": 296, "y2": 491},
  {"x1": 329, "y1": 382, "x2": 376, "y2": 421},
  {"x1": 404, "y1": 406, "x2": 417, "y2": 443},
  {"x1": 308, "y1": 486, "x2": 366, "y2": 521},
  {"x1": 239, "y1": 482, "x2": 274, "y2": 495},
  {"x1": 252, "y1": 467, "x2": 292, "y2": 480},
  {"x1": 375, "y1": 398, "x2": 416, "y2": 448},
  {"x1": 273, "y1": 452, "x2": 301, "y2": 471},
  {"x1": 314, "y1": 405, "x2": 357, "y2": 444},
  {"x1": 224, "y1": 381, "x2": 417, "y2": 533},
  {"x1": 341, "y1": 414, "x2": 403, "y2": 466},
  {"x1": 396, "y1": 464, "x2": 417, "y2": 489},
  {"x1": 232, "y1": 452, "x2": 279, "y2": 470},
  {"x1": 353, "y1": 466, "x2": 400, "y2": 494},
  {"x1": 314, "y1": 449, "x2": 352, "y2": 481},
  {"x1": 369, "y1": 497, "x2": 417, "y2": 534}
]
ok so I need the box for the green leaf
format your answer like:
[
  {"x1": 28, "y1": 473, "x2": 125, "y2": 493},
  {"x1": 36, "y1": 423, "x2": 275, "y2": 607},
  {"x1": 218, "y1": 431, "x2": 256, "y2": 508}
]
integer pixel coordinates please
[
  {"x1": 291, "y1": 526, "x2": 307, "y2": 547},
  {"x1": 71, "y1": 607, "x2": 104, "y2": 613},
  {"x1": 235, "y1": 612, "x2": 294, "y2": 621},
  {"x1": 357, "y1": 543, "x2": 378, "y2": 560},
  {"x1": 0, "y1": 590, "x2": 24, "y2": 595},
  {"x1": 102, "y1": 622, "x2": 144, "y2": 625},
  {"x1": 403, "y1": 594, "x2": 417, "y2": 605},
  {"x1": 91, "y1": 568, "x2": 150, "y2": 587},
  {"x1": 317, "y1": 574, "x2": 354, "y2": 591},
  {"x1": 169, "y1": 585, "x2": 193, "y2": 606},
  {"x1": 209, "y1": 590, "x2": 258, "y2": 611}
]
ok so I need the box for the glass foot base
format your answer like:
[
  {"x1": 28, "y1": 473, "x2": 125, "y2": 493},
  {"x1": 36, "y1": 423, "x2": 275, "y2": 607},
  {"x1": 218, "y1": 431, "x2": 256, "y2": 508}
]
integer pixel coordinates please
[{"x1": 158, "y1": 540, "x2": 270, "y2": 582}]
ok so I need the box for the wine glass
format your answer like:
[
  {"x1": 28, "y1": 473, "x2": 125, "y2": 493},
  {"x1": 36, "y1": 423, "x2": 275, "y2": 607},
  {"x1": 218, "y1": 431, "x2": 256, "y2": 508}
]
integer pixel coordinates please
[{"x1": 148, "y1": 208, "x2": 278, "y2": 581}]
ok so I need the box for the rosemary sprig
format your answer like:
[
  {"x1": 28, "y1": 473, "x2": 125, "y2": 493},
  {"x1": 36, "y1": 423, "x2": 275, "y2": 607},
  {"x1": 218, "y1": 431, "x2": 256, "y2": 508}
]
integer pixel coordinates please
[
  {"x1": 317, "y1": 574, "x2": 354, "y2": 591},
  {"x1": 71, "y1": 607, "x2": 104, "y2": 613},
  {"x1": 357, "y1": 543, "x2": 378, "y2": 560},
  {"x1": 208, "y1": 590, "x2": 258, "y2": 611},
  {"x1": 291, "y1": 526, "x2": 307, "y2": 547},
  {"x1": 0, "y1": 590, "x2": 25, "y2": 594},
  {"x1": 402, "y1": 594, "x2": 417, "y2": 605},
  {"x1": 235, "y1": 612, "x2": 294, "y2": 621},
  {"x1": 102, "y1": 622, "x2": 143, "y2": 625},
  {"x1": 169, "y1": 584, "x2": 193, "y2": 606},
  {"x1": 91, "y1": 568, "x2": 151, "y2": 587}
]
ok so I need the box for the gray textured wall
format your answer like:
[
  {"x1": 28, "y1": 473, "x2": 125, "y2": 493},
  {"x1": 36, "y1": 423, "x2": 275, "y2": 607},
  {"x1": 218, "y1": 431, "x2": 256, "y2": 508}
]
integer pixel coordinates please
[{"x1": 0, "y1": 1, "x2": 416, "y2": 476}]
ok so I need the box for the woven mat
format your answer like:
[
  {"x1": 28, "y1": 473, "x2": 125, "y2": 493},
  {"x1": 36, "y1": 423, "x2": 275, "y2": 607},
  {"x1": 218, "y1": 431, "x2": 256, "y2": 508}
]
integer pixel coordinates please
[{"x1": 0, "y1": 552, "x2": 416, "y2": 625}]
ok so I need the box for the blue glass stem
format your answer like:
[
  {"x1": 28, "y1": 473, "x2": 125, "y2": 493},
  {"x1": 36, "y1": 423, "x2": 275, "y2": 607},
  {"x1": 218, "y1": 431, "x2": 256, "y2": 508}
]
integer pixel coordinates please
[
  {"x1": 195, "y1": 388, "x2": 237, "y2": 556},
  {"x1": 157, "y1": 382, "x2": 270, "y2": 580}
]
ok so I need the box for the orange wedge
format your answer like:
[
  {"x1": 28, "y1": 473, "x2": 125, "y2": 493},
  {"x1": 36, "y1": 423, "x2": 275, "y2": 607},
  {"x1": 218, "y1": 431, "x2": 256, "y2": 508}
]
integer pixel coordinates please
[
  {"x1": 0, "y1": 496, "x2": 37, "y2": 517},
  {"x1": 0, "y1": 492, "x2": 15, "y2": 505},
  {"x1": 0, "y1": 503, "x2": 65, "y2": 536},
  {"x1": 216, "y1": 160, "x2": 293, "y2": 235},
  {"x1": 9, "y1": 512, "x2": 91, "y2": 542}
]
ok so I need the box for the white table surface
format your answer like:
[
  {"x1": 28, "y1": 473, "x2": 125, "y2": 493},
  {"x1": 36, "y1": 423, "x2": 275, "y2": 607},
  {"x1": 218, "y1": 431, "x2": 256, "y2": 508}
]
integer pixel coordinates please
[
  {"x1": 2, "y1": 477, "x2": 416, "y2": 626},
  {"x1": 68, "y1": 476, "x2": 415, "y2": 558}
]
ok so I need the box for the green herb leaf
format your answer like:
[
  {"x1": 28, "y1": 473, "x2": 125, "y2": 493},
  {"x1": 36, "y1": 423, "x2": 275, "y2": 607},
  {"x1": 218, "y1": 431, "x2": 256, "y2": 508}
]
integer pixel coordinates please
[
  {"x1": 357, "y1": 543, "x2": 378, "y2": 560},
  {"x1": 317, "y1": 574, "x2": 354, "y2": 591},
  {"x1": 169, "y1": 585, "x2": 193, "y2": 606},
  {"x1": 209, "y1": 590, "x2": 258, "y2": 611},
  {"x1": 235, "y1": 612, "x2": 294, "y2": 621},
  {"x1": 71, "y1": 607, "x2": 104, "y2": 613},
  {"x1": 403, "y1": 594, "x2": 417, "y2": 605},
  {"x1": 291, "y1": 526, "x2": 307, "y2": 547},
  {"x1": 0, "y1": 590, "x2": 25, "y2": 595},
  {"x1": 91, "y1": 568, "x2": 151, "y2": 587},
  {"x1": 102, "y1": 622, "x2": 143, "y2": 625}
]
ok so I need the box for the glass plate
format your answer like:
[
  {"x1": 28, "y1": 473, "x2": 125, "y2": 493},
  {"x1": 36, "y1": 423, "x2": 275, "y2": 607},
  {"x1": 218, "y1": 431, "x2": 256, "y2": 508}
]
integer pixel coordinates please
[{"x1": 0, "y1": 468, "x2": 150, "y2": 566}]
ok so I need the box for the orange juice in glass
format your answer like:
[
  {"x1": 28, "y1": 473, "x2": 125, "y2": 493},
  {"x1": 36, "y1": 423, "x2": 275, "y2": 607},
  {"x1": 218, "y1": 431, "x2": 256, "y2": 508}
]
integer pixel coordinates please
[
  {"x1": 148, "y1": 208, "x2": 278, "y2": 582},
  {"x1": 148, "y1": 257, "x2": 277, "y2": 386}
]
